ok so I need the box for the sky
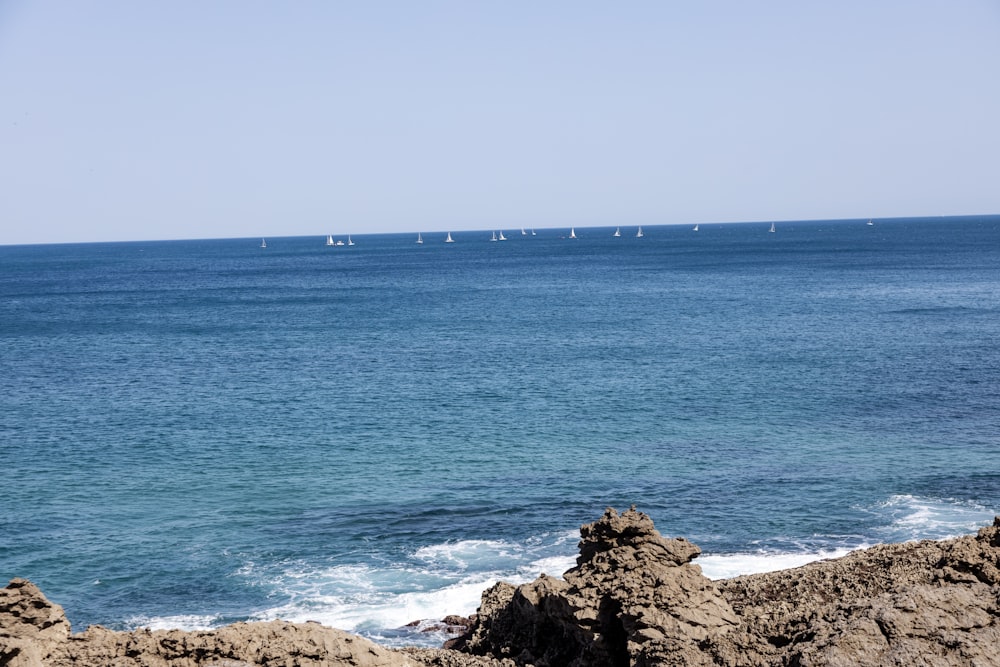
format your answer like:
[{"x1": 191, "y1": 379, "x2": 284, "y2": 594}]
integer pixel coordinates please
[{"x1": 1, "y1": 1, "x2": 999, "y2": 245}]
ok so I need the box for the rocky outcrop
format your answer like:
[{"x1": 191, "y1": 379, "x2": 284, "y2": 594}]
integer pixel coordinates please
[
  {"x1": 459, "y1": 507, "x2": 1000, "y2": 666},
  {"x1": 3, "y1": 508, "x2": 999, "y2": 666},
  {"x1": 0, "y1": 576, "x2": 418, "y2": 667},
  {"x1": 0, "y1": 578, "x2": 71, "y2": 666},
  {"x1": 0, "y1": 577, "x2": 512, "y2": 667},
  {"x1": 709, "y1": 516, "x2": 1000, "y2": 666},
  {"x1": 459, "y1": 506, "x2": 739, "y2": 666}
]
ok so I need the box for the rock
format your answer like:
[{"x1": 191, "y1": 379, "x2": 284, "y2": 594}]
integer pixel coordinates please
[
  {"x1": 0, "y1": 579, "x2": 434, "y2": 666},
  {"x1": 3, "y1": 513, "x2": 999, "y2": 666},
  {"x1": 0, "y1": 577, "x2": 72, "y2": 667},
  {"x1": 0, "y1": 578, "x2": 72, "y2": 642},
  {"x1": 708, "y1": 515, "x2": 1000, "y2": 666},
  {"x1": 461, "y1": 506, "x2": 739, "y2": 666},
  {"x1": 460, "y1": 510, "x2": 1000, "y2": 666}
]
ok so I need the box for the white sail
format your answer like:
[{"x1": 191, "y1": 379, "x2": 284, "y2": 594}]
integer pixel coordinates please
[
  {"x1": 693, "y1": 224, "x2": 699, "y2": 232},
  {"x1": 636, "y1": 226, "x2": 643, "y2": 238},
  {"x1": 769, "y1": 222, "x2": 776, "y2": 233},
  {"x1": 347, "y1": 235, "x2": 354, "y2": 246},
  {"x1": 521, "y1": 228, "x2": 527, "y2": 235},
  {"x1": 260, "y1": 238, "x2": 267, "y2": 248},
  {"x1": 326, "y1": 235, "x2": 334, "y2": 246},
  {"x1": 491, "y1": 231, "x2": 497, "y2": 241},
  {"x1": 613, "y1": 227, "x2": 620, "y2": 237},
  {"x1": 445, "y1": 232, "x2": 454, "y2": 243},
  {"x1": 417, "y1": 233, "x2": 423, "y2": 244},
  {"x1": 498, "y1": 230, "x2": 507, "y2": 241}
]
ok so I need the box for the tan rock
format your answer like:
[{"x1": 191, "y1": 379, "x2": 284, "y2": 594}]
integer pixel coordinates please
[
  {"x1": 3, "y1": 513, "x2": 999, "y2": 666},
  {"x1": 461, "y1": 511, "x2": 1000, "y2": 666},
  {"x1": 462, "y1": 506, "x2": 739, "y2": 665}
]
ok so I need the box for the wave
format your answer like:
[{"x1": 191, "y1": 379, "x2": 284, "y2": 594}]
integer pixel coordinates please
[
  {"x1": 127, "y1": 614, "x2": 221, "y2": 632},
  {"x1": 238, "y1": 536, "x2": 577, "y2": 647},
  {"x1": 698, "y1": 547, "x2": 859, "y2": 580},
  {"x1": 132, "y1": 496, "x2": 997, "y2": 647},
  {"x1": 866, "y1": 494, "x2": 997, "y2": 542},
  {"x1": 700, "y1": 495, "x2": 997, "y2": 580}
]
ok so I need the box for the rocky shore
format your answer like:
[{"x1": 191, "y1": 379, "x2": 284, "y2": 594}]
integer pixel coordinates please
[{"x1": 3, "y1": 507, "x2": 998, "y2": 666}]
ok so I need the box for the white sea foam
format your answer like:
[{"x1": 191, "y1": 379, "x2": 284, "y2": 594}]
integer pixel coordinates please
[
  {"x1": 133, "y1": 614, "x2": 221, "y2": 631},
  {"x1": 700, "y1": 495, "x2": 997, "y2": 581},
  {"x1": 413, "y1": 539, "x2": 521, "y2": 569},
  {"x1": 134, "y1": 500, "x2": 997, "y2": 643},
  {"x1": 698, "y1": 548, "x2": 859, "y2": 580},
  {"x1": 873, "y1": 494, "x2": 996, "y2": 541},
  {"x1": 236, "y1": 535, "x2": 580, "y2": 646},
  {"x1": 522, "y1": 554, "x2": 577, "y2": 577},
  {"x1": 255, "y1": 574, "x2": 499, "y2": 633}
]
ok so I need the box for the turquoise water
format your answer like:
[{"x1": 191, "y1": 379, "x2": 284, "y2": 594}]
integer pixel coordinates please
[{"x1": 2, "y1": 217, "x2": 999, "y2": 645}]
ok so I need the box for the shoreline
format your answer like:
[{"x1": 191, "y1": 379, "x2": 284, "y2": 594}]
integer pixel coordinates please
[{"x1": 3, "y1": 507, "x2": 999, "y2": 666}]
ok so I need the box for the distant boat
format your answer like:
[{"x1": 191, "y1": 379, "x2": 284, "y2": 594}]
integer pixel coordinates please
[
  {"x1": 521, "y1": 228, "x2": 527, "y2": 236},
  {"x1": 260, "y1": 238, "x2": 267, "y2": 248},
  {"x1": 326, "y1": 234, "x2": 334, "y2": 246},
  {"x1": 445, "y1": 232, "x2": 455, "y2": 243},
  {"x1": 347, "y1": 235, "x2": 354, "y2": 246},
  {"x1": 531, "y1": 229, "x2": 536, "y2": 236},
  {"x1": 613, "y1": 227, "x2": 621, "y2": 237},
  {"x1": 569, "y1": 228, "x2": 577, "y2": 239},
  {"x1": 867, "y1": 219, "x2": 874, "y2": 226},
  {"x1": 693, "y1": 224, "x2": 699, "y2": 232},
  {"x1": 769, "y1": 222, "x2": 776, "y2": 233},
  {"x1": 490, "y1": 230, "x2": 497, "y2": 242},
  {"x1": 498, "y1": 230, "x2": 507, "y2": 241},
  {"x1": 416, "y1": 233, "x2": 423, "y2": 244},
  {"x1": 636, "y1": 226, "x2": 643, "y2": 238},
  {"x1": 335, "y1": 238, "x2": 345, "y2": 246}
]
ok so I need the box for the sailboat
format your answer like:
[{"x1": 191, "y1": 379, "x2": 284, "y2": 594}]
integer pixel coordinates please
[
  {"x1": 693, "y1": 224, "x2": 699, "y2": 232},
  {"x1": 490, "y1": 231, "x2": 498, "y2": 242},
  {"x1": 521, "y1": 228, "x2": 527, "y2": 236},
  {"x1": 445, "y1": 232, "x2": 455, "y2": 243},
  {"x1": 769, "y1": 222, "x2": 776, "y2": 233},
  {"x1": 531, "y1": 229, "x2": 536, "y2": 236},
  {"x1": 347, "y1": 235, "x2": 354, "y2": 246},
  {"x1": 867, "y1": 219, "x2": 874, "y2": 226},
  {"x1": 416, "y1": 233, "x2": 423, "y2": 244},
  {"x1": 636, "y1": 226, "x2": 643, "y2": 238},
  {"x1": 326, "y1": 234, "x2": 334, "y2": 246},
  {"x1": 260, "y1": 238, "x2": 267, "y2": 248},
  {"x1": 498, "y1": 230, "x2": 507, "y2": 241},
  {"x1": 569, "y1": 228, "x2": 577, "y2": 239},
  {"x1": 613, "y1": 227, "x2": 621, "y2": 237}
]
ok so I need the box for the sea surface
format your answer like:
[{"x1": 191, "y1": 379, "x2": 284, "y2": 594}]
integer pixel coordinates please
[{"x1": 2, "y1": 217, "x2": 999, "y2": 646}]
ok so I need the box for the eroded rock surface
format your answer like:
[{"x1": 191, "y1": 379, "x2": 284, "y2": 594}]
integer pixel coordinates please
[
  {"x1": 3, "y1": 509, "x2": 999, "y2": 666},
  {"x1": 460, "y1": 506, "x2": 739, "y2": 666},
  {"x1": 459, "y1": 508, "x2": 1000, "y2": 666},
  {"x1": 710, "y1": 517, "x2": 1000, "y2": 666}
]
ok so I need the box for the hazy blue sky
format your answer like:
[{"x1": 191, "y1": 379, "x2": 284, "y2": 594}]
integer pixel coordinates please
[{"x1": 2, "y1": 1, "x2": 998, "y2": 244}]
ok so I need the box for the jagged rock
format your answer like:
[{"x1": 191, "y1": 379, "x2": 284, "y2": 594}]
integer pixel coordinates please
[
  {"x1": 0, "y1": 579, "x2": 516, "y2": 667},
  {"x1": 0, "y1": 578, "x2": 72, "y2": 667},
  {"x1": 709, "y1": 516, "x2": 1000, "y2": 666},
  {"x1": 461, "y1": 511, "x2": 1000, "y2": 666},
  {"x1": 461, "y1": 506, "x2": 739, "y2": 666},
  {"x1": 3, "y1": 513, "x2": 999, "y2": 666},
  {"x1": 0, "y1": 579, "x2": 444, "y2": 666}
]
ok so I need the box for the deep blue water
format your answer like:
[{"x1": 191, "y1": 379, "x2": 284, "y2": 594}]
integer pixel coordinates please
[{"x1": 2, "y1": 217, "x2": 999, "y2": 645}]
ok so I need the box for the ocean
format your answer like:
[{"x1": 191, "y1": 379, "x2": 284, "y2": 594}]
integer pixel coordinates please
[{"x1": 2, "y1": 216, "x2": 999, "y2": 646}]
